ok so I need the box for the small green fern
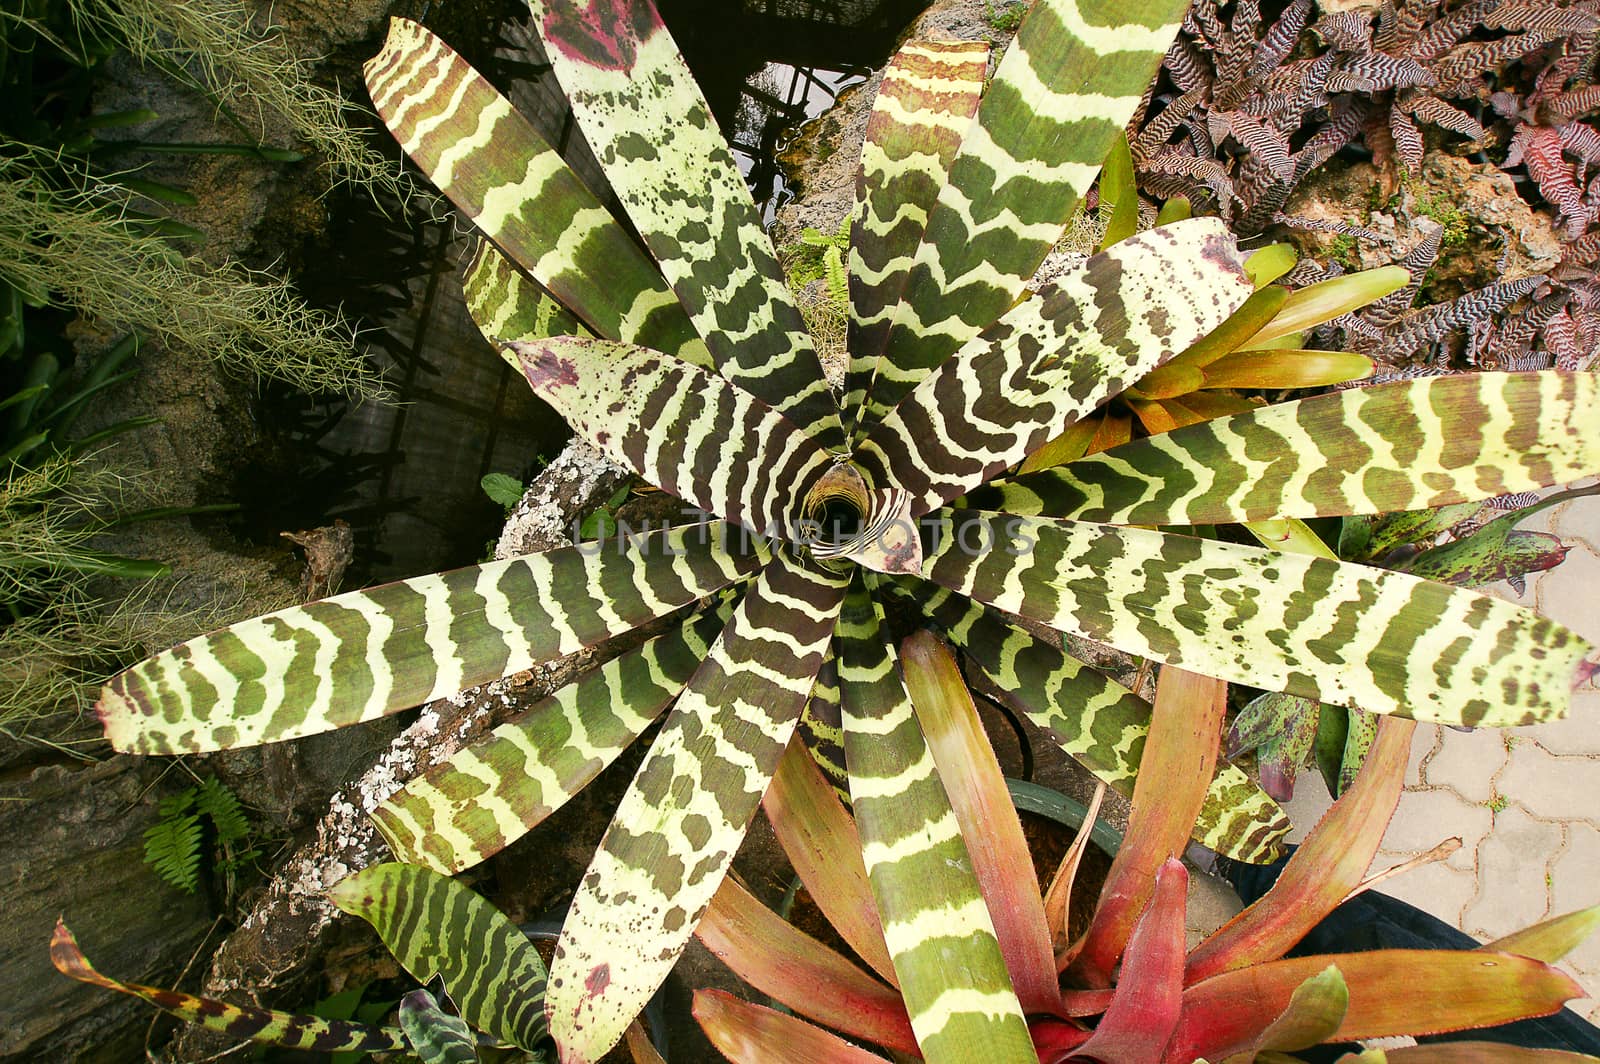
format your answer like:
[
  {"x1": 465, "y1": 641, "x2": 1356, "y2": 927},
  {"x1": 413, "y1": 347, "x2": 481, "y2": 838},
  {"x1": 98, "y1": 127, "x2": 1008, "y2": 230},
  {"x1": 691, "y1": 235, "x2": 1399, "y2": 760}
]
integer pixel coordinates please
[
  {"x1": 142, "y1": 776, "x2": 253, "y2": 894},
  {"x1": 787, "y1": 218, "x2": 851, "y2": 313}
]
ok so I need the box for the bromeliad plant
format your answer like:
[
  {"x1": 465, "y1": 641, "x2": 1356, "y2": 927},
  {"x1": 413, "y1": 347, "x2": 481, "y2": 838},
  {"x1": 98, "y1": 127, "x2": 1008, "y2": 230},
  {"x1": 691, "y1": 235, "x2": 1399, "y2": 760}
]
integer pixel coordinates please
[
  {"x1": 90, "y1": 0, "x2": 1600, "y2": 1060},
  {"x1": 694, "y1": 636, "x2": 1600, "y2": 1063}
]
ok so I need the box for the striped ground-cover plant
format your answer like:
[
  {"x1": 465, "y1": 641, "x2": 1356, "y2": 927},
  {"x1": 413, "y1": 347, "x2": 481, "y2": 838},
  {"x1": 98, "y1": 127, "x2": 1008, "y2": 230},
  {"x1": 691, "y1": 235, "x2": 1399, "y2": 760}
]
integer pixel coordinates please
[
  {"x1": 92, "y1": 0, "x2": 1600, "y2": 1059},
  {"x1": 52, "y1": 863, "x2": 550, "y2": 1059}
]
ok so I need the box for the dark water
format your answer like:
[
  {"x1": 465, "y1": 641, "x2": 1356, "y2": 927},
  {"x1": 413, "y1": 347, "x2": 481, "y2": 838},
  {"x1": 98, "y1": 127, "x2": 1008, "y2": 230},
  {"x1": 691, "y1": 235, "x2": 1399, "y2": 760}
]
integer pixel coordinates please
[{"x1": 245, "y1": 0, "x2": 922, "y2": 587}]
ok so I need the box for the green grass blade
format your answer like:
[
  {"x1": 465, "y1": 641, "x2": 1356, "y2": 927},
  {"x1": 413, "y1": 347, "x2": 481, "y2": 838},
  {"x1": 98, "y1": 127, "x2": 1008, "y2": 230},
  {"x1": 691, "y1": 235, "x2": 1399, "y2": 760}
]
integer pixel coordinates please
[
  {"x1": 51, "y1": 921, "x2": 405, "y2": 1053},
  {"x1": 965, "y1": 372, "x2": 1600, "y2": 525},
  {"x1": 855, "y1": 218, "x2": 1253, "y2": 516},
  {"x1": 886, "y1": 578, "x2": 1288, "y2": 864},
  {"x1": 373, "y1": 602, "x2": 734, "y2": 873},
  {"x1": 835, "y1": 580, "x2": 1038, "y2": 1064},
  {"x1": 505, "y1": 336, "x2": 834, "y2": 538},
  {"x1": 855, "y1": 0, "x2": 1189, "y2": 426},
  {"x1": 843, "y1": 39, "x2": 989, "y2": 427},
  {"x1": 925, "y1": 511, "x2": 1594, "y2": 727},
  {"x1": 546, "y1": 551, "x2": 847, "y2": 1063},
  {"x1": 364, "y1": 19, "x2": 708, "y2": 364},
  {"x1": 525, "y1": 0, "x2": 843, "y2": 447},
  {"x1": 330, "y1": 863, "x2": 549, "y2": 1051},
  {"x1": 98, "y1": 523, "x2": 763, "y2": 754}
]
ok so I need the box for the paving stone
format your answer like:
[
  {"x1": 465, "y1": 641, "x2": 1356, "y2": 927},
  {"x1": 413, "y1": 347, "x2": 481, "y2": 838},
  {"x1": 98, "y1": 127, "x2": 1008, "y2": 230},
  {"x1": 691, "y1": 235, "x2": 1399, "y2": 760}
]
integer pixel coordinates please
[
  {"x1": 1509, "y1": 696, "x2": 1600, "y2": 757},
  {"x1": 1381, "y1": 787, "x2": 1493, "y2": 856},
  {"x1": 1372, "y1": 857, "x2": 1478, "y2": 926},
  {"x1": 1498, "y1": 742, "x2": 1600, "y2": 826},
  {"x1": 1419, "y1": 726, "x2": 1508, "y2": 804},
  {"x1": 1551, "y1": 823, "x2": 1600, "y2": 917},
  {"x1": 1461, "y1": 803, "x2": 1559, "y2": 939},
  {"x1": 1405, "y1": 724, "x2": 1438, "y2": 788},
  {"x1": 1530, "y1": 534, "x2": 1600, "y2": 637},
  {"x1": 1280, "y1": 780, "x2": 1335, "y2": 846}
]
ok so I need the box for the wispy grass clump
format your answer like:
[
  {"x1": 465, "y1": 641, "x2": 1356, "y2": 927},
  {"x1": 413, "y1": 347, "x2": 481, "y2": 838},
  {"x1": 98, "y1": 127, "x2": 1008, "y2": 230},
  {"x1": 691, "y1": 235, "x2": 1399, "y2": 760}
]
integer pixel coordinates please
[
  {"x1": 57, "y1": 0, "x2": 414, "y2": 202},
  {"x1": 0, "y1": 160, "x2": 387, "y2": 399},
  {"x1": 0, "y1": 455, "x2": 250, "y2": 748}
]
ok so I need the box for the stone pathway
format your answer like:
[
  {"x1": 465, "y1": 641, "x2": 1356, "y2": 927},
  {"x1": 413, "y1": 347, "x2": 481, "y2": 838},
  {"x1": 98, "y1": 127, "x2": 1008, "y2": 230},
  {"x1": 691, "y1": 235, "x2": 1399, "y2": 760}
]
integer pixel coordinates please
[{"x1": 1284, "y1": 489, "x2": 1600, "y2": 1024}]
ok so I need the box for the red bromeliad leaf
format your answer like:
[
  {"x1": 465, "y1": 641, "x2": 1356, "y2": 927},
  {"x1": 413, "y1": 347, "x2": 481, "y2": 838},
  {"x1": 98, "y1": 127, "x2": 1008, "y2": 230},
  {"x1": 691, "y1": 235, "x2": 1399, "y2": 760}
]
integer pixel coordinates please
[
  {"x1": 694, "y1": 875, "x2": 918, "y2": 1055},
  {"x1": 1068, "y1": 668, "x2": 1225, "y2": 986},
  {"x1": 1185, "y1": 715, "x2": 1415, "y2": 982},
  {"x1": 1065, "y1": 858, "x2": 1188, "y2": 1064},
  {"x1": 1170, "y1": 950, "x2": 1584, "y2": 1060},
  {"x1": 693, "y1": 989, "x2": 891, "y2": 1064},
  {"x1": 901, "y1": 630, "x2": 1060, "y2": 1016},
  {"x1": 763, "y1": 734, "x2": 896, "y2": 985},
  {"x1": 1031, "y1": 1018, "x2": 1091, "y2": 1062},
  {"x1": 1245, "y1": 964, "x2": 1349, "y2": 1055}
]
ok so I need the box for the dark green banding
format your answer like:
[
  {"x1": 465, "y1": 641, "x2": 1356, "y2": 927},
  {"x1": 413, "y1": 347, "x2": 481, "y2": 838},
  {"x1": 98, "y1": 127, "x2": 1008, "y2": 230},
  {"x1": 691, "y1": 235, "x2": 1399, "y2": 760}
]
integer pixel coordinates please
[
  {"x1": 964, "y1": 373, "x2": 1600, "y2": 526},
  {"x1": 364, "y1": 19, "x2": 706, "y2": 363},
  {"x1": 925, "y1": 510, "x2": 1592, "y2": 728},
  {"x1": 99, "y1": 525, "x2": 762, "y2": 754}
]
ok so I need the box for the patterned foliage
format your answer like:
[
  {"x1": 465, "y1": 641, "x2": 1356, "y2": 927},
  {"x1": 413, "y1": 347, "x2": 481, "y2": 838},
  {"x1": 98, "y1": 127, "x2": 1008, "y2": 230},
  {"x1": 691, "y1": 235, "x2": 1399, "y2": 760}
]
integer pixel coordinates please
[
  {"x1": 837, "y1": 582, "x2": 1037, "y2": 1060},
  {"x1": 98, "y1": 523, "x2": 762, "y2": 753},
  {"x1": 1134, "y1": 0, "x2": 1594, "y2": 231},
  {"x1": 524, "y1": 0, "x2": 842, "y2": 446},
  {"x1": 330, "y1": 862, "x2": 549, "y2": 1051},
  {"x1": 50, "y1": 921, "x2": 405, "y2": 1053},
  {"x1": 365, "y1": 19, "x2": 707, "y2": 365},
  {"x1": 926, "y1": 511, "x2": 1587, "y2": 728},
  {"x1": 854, "y1": 0, "x2": 1193, "y2": 425},
  {"x1": 83, "y1": 1, "x2": 1600, "y2": 1061}
]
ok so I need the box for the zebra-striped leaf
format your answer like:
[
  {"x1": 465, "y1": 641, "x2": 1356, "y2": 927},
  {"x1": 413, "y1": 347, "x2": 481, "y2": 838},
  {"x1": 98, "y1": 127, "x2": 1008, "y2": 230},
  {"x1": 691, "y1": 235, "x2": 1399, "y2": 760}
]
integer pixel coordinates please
[
  {"x1": 330, "y1": 863, "x2": 550, "y2": 1051},
  {"x1": 900, "y1": 631, "x2": 1059, "y2": 1016},
  {"x1": 854, "y1": 219, "x2": 1254, "y2": 517},
  {"x1": 364, "y1": 19, "x2": 707, "y2": 364},
  {"x1": 97, "y1": 523, "x2": 762, "y2": 754},
  {"x1": 524, "y1": 0, "x2": 842, "y2": 447},
  {"x1": 399, "y1": 989, "x2": 482, "y2": 1064},
  {"x1": 843, "y1": 39, "x2": 989, "y2": 428},
  {"x1": 796, "y1": 651, "x2": 850, "y2": 801},
  {"x1": 50, "y1": 921, "x2": 405, "y2": 1054},
  {"x1": 925, "y1": 511, "x2": 1593, "y2": 727},
  {"x1": 505, "y1": 336, "x2": 833, "y2": 540},
  {"x1": 966, "y1": 372, "x2": 1600, "y2": 526},
  {"x1": 890, "y1": 578, "x2": 1288, "y2": 863},
  {"x1": 545, "y1": 551, "x2": 846, "y2": 1062},
  {"x1": 463, "y1": 240, "x2": 590, "y2": 372},
  {"x1": 373, "y1": 602, "x2": 733, "y2": 874},
  {"x1": 836, "y1": 580, "x2": 1037, "y2": 1063},
  {"x1": 855, "y1": 0, "x2": 1190, "y2": 426}
]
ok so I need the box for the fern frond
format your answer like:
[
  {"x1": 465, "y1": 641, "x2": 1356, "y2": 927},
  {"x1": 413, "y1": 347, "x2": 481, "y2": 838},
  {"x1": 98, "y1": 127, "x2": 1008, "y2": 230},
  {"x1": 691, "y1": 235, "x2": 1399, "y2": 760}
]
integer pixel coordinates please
[{"x1": 143, "y1": 811, "x2": 203, "y2": 894}]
